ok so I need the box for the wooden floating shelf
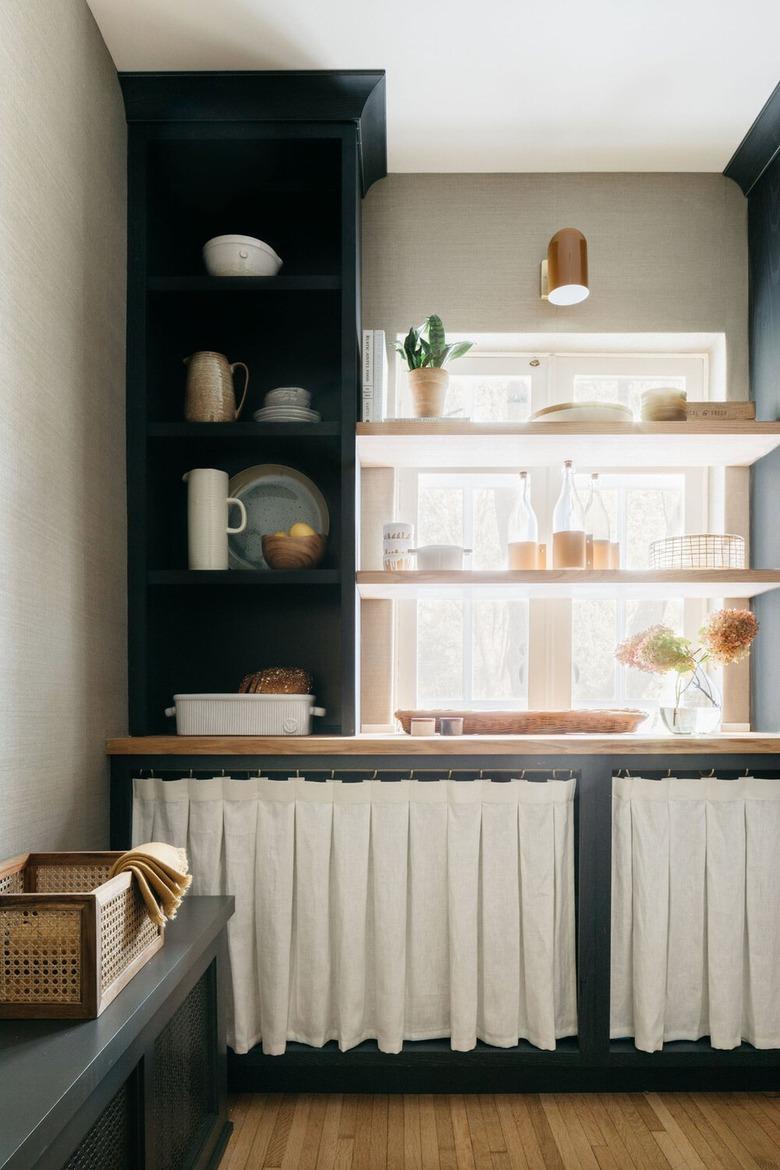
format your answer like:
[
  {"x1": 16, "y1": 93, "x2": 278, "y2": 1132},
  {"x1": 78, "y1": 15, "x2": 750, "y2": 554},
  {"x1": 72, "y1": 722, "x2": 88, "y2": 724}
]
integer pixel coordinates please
[
  {"x1": 148, "y1": 422, "x2": 340, "y2": 439},
  {"x1": 356, "y1": 569, "x2": 780, "y2": 600},
  {"x1": 106, "y1": 731, "x2": 780, "y2": 756},
  {"x1": 148, "y1": 275, "x2": 341, "y2": 292},
  {"x1": 149, "y1": 570, "x2": 340, "y2": 586},
  {"x1": 356, "y1": 421, "x2": 780, "y2": 468}
]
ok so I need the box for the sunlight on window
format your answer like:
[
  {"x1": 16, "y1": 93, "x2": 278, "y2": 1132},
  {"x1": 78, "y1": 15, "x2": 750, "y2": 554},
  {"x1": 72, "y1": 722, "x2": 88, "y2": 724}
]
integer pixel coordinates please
[
  {"x1": 440, "y1": 375, "x2": 531, "y2": 421},
  {"x1": 418, "y1": 600, "x2": 463, "y2": 702},
  {"x1": 572, "y1": 598, "x2": 684, "y2": 708},
  {"x1": 573, "y1": 375, "x2": 686, "y2": 419},
  {"x1": 471, "y1": 600, "x2": 529, "y2": 701}
]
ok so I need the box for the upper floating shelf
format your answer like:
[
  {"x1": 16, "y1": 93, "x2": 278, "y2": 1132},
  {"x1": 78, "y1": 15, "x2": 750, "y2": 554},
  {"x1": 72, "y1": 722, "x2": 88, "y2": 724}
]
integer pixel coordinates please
[
  {"x1": 356, "y1": 570, "x2": 780, "y2": 600},
  {"x1": 356, "y1": 421, "x2": 780, "y2": 468}
]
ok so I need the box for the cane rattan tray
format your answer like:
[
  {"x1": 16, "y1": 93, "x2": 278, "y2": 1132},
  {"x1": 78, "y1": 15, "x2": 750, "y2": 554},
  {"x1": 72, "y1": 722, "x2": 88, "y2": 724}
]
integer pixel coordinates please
[
  {"x1": 395, "y1": 709, "x2": 648, "y2": 735},
  {"x1": 0, "y1": 851, "x2": 163, "y2": 1019}
]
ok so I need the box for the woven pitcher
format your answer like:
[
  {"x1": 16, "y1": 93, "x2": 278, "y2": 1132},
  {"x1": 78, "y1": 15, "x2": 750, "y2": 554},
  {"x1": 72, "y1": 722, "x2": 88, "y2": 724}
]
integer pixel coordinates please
[{"x1": 183, "y1": 351, "x2": 249, "y2": 422}]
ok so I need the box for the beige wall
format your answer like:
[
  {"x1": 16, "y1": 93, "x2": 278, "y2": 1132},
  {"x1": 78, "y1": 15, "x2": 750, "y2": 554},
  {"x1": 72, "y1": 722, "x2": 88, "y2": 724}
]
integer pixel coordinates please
[
  {"x1": 0, "y1": 1, "x2": 127, "y2": 855},
  {"x1": 362, "y1": 173, "x2": 748, "y2": 397}
]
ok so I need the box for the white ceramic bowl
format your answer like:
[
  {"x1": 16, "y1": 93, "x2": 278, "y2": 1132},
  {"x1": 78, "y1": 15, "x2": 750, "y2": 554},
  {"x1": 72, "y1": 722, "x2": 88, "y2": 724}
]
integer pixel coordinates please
[
  {"x1": 265, "y1": 386, "x2": 311, "y2": 407},
  {"x1": 203, "y1": 234, "x2": 283, "y2": 277},
  {"x1": 413, "y1": 544, "x2": 472, "y2": 570}
]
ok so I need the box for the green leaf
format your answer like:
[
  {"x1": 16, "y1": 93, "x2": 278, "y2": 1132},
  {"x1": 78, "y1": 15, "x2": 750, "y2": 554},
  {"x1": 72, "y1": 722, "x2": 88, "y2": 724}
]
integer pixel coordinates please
[
  {"x1": 403, "y1": 327, "x2": 420, "y2": 371},
  {"x1": 440, "y1": 340, "x2": 474, "y2": 366},
  {"x1": 426, "y1": 315, "x2": 445, "y2": 362}
]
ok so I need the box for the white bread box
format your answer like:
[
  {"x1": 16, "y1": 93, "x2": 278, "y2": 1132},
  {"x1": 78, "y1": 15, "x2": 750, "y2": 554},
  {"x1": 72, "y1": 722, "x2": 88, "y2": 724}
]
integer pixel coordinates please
[{"x1": 165, "y1": 693, "x2": 325, "y2": 736}]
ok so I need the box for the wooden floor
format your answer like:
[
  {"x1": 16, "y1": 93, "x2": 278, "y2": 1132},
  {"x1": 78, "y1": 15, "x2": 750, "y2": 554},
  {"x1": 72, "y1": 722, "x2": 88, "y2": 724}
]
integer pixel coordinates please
[{"x1": 224, "y1": 1091, "x2": 780, "y2": 1169}]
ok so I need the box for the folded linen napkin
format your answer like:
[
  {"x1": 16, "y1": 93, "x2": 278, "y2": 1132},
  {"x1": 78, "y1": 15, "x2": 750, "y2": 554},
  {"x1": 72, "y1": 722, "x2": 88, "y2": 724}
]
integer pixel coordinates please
[{"x1": 109, "y1": 842, "x2": 192, "y2": 927}]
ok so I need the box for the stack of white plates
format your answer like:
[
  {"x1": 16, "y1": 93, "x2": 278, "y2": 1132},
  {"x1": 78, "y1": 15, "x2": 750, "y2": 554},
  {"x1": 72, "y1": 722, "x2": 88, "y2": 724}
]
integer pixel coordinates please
[
  {"x1": 253, "y1": 385, "x2": 320, "y2": 422},
  {"x1": 253, "y1": 405, "x2": 321, "y2": 422}
]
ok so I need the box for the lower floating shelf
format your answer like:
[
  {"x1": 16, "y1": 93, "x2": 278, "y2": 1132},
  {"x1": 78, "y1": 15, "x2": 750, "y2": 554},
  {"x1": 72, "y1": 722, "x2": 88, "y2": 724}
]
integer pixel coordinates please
[
  {"x1": 356, "y1": 569, "x2": 780, "y2": 600},
  {"x1": 149, "y1": 570, "x2": 340, "y2": 586}
]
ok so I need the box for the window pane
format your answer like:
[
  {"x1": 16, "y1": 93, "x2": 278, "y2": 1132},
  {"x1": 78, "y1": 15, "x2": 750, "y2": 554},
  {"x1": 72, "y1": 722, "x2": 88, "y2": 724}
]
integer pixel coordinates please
[
  {"x1": 417, "y1": 487, "x2": 463, "y2": 545},
  {"x1": 473, "y1": 486, "x2": 514, "y2": 569},
  {"x1": 624, "y1": 487, "x2": 683, "y2": 568},
  {"x1": 572, "y1": 600, "x2": 618, "y2": 703},
  {"x1": 418, "y1": 600, "x2": 463, "y2": 703},
  {"x1": 573, "y1": 374, "x2": 686, "y2": 419},
  {"x1": 445, "y1": 375, "x2": 531, "y2": 421},
  {"x1": 471, "y1": 600, "x2": 529, "y2": 702}
]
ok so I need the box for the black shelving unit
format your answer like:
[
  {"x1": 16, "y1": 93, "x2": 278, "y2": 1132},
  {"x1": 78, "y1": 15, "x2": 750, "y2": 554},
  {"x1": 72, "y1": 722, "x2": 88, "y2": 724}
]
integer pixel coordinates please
[{"x1": 120, "y1": 70, "x2": 386, "y2": 735}]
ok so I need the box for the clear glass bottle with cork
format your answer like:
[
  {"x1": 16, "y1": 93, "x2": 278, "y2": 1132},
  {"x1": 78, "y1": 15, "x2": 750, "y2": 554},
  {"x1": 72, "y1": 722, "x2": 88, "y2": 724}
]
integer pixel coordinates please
[
  {"x1": 584, "y1": 473, "x2": 612, "y2": 568},
  {"x1": 552, "y1": 459, "x2": 586, "y2": 568},
  {"x1": 507, "y1": 471, "x2": 540, "y2": 569}
]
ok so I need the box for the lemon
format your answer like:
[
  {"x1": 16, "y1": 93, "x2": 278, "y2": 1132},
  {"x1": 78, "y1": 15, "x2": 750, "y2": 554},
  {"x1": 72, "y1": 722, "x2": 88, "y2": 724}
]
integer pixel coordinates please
[{"x1": 289, "y1": 521, "x2": 317, "y2": 537}]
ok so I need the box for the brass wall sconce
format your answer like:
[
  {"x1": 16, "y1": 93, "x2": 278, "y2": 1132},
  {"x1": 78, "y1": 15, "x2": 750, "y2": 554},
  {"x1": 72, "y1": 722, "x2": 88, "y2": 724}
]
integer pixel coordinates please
[{"x1": 540, "y1": 228, "x2": 589, "y2": 305}]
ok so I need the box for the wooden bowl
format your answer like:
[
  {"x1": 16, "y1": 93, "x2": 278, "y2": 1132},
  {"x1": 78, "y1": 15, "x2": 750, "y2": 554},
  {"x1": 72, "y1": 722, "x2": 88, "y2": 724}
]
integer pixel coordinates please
[{"x1": 262, "y1": 533, "x2": 326, "y2": 571}]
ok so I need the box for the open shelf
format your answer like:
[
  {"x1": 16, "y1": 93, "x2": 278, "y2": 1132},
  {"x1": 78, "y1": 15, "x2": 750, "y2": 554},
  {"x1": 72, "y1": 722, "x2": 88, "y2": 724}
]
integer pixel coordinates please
[
  {"x1": 356, "y1": 569, "x2": 780, "y2": 600},
  {"x1": 148, "y1": 276, "x2": 341, "y2": 292},
  {"x1": 148, "y1": 422, "x2": 341, "y2": 439},
  {"x1": 149, "y1": 570, "x2": 340, "y2": 586},
  {"x1": 356, "y1": 421, "x2": 780, "y2": 468}
]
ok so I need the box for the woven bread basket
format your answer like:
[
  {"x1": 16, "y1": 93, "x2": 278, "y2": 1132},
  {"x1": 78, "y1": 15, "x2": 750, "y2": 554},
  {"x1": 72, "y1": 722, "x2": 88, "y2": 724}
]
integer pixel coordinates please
[{"x1": 395, "y1": 709, "x2": 648, "y2": 735}]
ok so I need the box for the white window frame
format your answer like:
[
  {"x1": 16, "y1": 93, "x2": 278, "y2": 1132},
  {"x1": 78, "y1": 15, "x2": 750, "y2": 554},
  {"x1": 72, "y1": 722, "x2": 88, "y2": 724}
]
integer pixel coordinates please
[{"x1": 391, "y1": 343, "x2": 718, "y2": 715}]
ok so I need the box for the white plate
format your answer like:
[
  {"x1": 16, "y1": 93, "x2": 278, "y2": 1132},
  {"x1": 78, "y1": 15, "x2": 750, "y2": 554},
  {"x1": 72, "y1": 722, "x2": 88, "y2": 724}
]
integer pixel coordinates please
[
  {"x1": 265, "y1": 386, "x2": 311, "y2": 406},
  {"x1": 228, "y1": 464, "x2": 329, "y2": 570},
  {"x1": 253, "y1": 407, "x2": 321, "y2": 422},
  {"x1": 530, "y1": 402, "x2": 635, "y2": 423}
]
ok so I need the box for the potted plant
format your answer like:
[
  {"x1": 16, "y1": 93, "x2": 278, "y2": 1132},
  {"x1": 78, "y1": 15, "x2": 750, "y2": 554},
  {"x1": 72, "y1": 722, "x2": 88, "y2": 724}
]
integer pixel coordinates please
[
  {"x1": 615, "y1": 608, "x2": 758, "y2": 734},
  {"x1": 395, "y1": 315, "x2": 473, "y2": 418}
]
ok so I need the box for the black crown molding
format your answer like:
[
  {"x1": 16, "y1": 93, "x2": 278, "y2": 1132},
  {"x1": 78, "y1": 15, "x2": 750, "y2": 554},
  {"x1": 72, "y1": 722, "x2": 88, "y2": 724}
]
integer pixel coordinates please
[
  {"x1": 118, "y1": 69, "x2": 387, "y2": 194},
  {"x1": 724, "y1": 80, "x2": 780, "y2": 195}
]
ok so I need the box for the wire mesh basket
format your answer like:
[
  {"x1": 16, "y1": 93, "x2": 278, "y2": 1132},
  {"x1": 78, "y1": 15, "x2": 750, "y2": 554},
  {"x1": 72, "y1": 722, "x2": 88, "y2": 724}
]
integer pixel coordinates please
[{"x1": 649, "y1": 534, "x2": 745, "y2": 570}]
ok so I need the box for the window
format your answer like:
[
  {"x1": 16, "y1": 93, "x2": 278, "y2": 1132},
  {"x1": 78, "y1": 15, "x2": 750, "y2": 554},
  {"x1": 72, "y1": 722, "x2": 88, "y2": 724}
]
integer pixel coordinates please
[
  {"x1": 401, "y1": 472, "x2": 530, "y2": 708},
  {"x1": 389, "y1": 343, "x2": 725, "y2": 723}
]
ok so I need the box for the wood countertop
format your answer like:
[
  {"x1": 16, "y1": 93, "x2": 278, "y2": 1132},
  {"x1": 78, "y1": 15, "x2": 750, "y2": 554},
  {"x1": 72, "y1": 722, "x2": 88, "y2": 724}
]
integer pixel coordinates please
[{"x1": 107, "y1": 733, "x2": 780, "y2": 756}]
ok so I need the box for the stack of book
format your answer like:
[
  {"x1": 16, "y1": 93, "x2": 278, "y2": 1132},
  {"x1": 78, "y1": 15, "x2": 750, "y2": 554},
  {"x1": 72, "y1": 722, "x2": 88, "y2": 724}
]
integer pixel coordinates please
[{"x1": 361, "y1": 330, "x2": 388, "y2": 422}]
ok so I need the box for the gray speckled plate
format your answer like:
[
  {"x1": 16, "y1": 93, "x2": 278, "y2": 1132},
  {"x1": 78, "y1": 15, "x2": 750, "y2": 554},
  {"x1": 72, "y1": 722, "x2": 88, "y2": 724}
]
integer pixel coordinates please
[{"x1": 228, "y1": 464, "x2": 329, "y2": 569}]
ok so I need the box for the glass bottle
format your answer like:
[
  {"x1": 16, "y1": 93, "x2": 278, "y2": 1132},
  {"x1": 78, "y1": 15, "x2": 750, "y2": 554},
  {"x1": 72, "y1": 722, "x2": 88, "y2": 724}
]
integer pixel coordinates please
[
  {"x1": 507, "y1": 471, "x2": 540, "y2": 569},
  {"x1": 552, "y1": 459, "x2": 586, "y2": 568},
  {"x1": 584, "y1": 473, "x2": 612, "y2": 568}
]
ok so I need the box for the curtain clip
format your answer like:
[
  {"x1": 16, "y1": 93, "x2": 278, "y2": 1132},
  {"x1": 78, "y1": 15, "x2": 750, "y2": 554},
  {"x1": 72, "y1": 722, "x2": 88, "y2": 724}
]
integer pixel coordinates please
[
  {"x1": 743, "y1": 768, "x2": 750, "y2": 777},
  {"x1": 331, "y1": 769, "x2": 336, "y2": 781},
  {"x1": 188, "y1": 768, "x2": 193, "y2": 778},
  {"x1": 701, "y1": 768, "x2": 716, "y2": 778},
  {"x1": 409, "y1": 769, "x2": 415, "y2": 781},
  {"x1": 479, "y1": 769, "x2": 484, "y2": 779},
  {"x1": 447, "y1": 770, "x2": 453, "y2": 781},
  {"x1": 666, "y1": 768, "x2": 672, "y2": 778},
  {"x1": 371, "y1": 769, "x2": 378, "y2": 781}
]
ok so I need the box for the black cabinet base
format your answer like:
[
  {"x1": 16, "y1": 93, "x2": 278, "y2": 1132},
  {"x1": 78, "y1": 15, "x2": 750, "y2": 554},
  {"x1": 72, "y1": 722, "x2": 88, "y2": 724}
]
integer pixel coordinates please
[{"x1": 227, "y1": 1038, "x2": 780, "y2": 1094}]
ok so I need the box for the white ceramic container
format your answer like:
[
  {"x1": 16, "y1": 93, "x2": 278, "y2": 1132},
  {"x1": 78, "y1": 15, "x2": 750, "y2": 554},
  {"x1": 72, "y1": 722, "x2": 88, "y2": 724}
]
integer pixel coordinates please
[
  {"x1": 165, "y1": 693, "x2": 326, "y2": 736},
  {"x1": 183, "y1": 468, "x2": 247, "y2": 569},
  {"x1": 203, "y1": 234, "x2": 283, "y2": 277},
  {"x1": 413, "y1": 544, "x2": 472, "y2": 570},
  {"x1": 265, "y1": 386, "x2": 311, "y2": 407}
]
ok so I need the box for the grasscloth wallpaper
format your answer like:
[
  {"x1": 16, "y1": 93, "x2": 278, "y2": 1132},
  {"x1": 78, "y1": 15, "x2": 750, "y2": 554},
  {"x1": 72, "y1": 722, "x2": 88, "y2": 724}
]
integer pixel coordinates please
[
  {"x1": 362, "y1": 172, "x2": 748, "y2": 398},
  {"x1": 0, "y1": 1, "x2": 127, "y2": 854}
]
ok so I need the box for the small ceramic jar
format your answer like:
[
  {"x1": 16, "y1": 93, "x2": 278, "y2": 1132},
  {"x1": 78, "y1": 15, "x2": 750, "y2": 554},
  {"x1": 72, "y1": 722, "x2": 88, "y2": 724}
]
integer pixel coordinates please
[{"x1": 410, "y1": 718, "x2": 436, "y2": 736}]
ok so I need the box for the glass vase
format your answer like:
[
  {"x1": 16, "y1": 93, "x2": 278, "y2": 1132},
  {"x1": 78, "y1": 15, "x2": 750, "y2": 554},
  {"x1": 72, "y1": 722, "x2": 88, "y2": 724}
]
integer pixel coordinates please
[{"x1": 660, "y1": 665, "x2": 722, "y2": 735}]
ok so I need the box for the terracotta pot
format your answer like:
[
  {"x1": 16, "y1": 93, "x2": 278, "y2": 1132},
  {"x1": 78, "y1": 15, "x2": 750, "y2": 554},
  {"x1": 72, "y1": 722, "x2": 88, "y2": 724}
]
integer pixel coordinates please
[{"x1": 408, "y1": 367, "x2": 449, "y2": 418}]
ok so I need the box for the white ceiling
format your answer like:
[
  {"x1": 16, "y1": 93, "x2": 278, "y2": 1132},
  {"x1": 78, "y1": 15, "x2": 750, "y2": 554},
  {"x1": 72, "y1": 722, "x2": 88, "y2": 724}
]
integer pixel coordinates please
[{"x1": 87, "y1": 0, "x2": 780, "y2": 173}]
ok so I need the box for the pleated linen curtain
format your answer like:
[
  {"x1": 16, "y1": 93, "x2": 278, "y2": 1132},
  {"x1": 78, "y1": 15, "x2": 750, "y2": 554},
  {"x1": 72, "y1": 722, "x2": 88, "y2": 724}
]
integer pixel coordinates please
[
  {"x1": 133, "y1": 776, "x2": 577, "y2": 1055},
  {"x1": 611, "y1": 775, "x2": 780, "y2": 1053}
]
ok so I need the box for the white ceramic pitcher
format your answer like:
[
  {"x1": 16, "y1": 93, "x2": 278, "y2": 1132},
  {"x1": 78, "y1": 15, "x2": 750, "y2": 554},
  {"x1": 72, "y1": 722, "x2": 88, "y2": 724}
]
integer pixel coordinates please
[{"x1": 183, "y1": 468, "x2": 247, "y2": 570}]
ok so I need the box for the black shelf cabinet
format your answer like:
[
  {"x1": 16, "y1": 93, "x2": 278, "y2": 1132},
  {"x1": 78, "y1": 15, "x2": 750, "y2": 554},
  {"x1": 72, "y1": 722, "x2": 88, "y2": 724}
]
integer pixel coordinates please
[{"x1": 121, "y1": 71, "x2": 386, "y2": 736}]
